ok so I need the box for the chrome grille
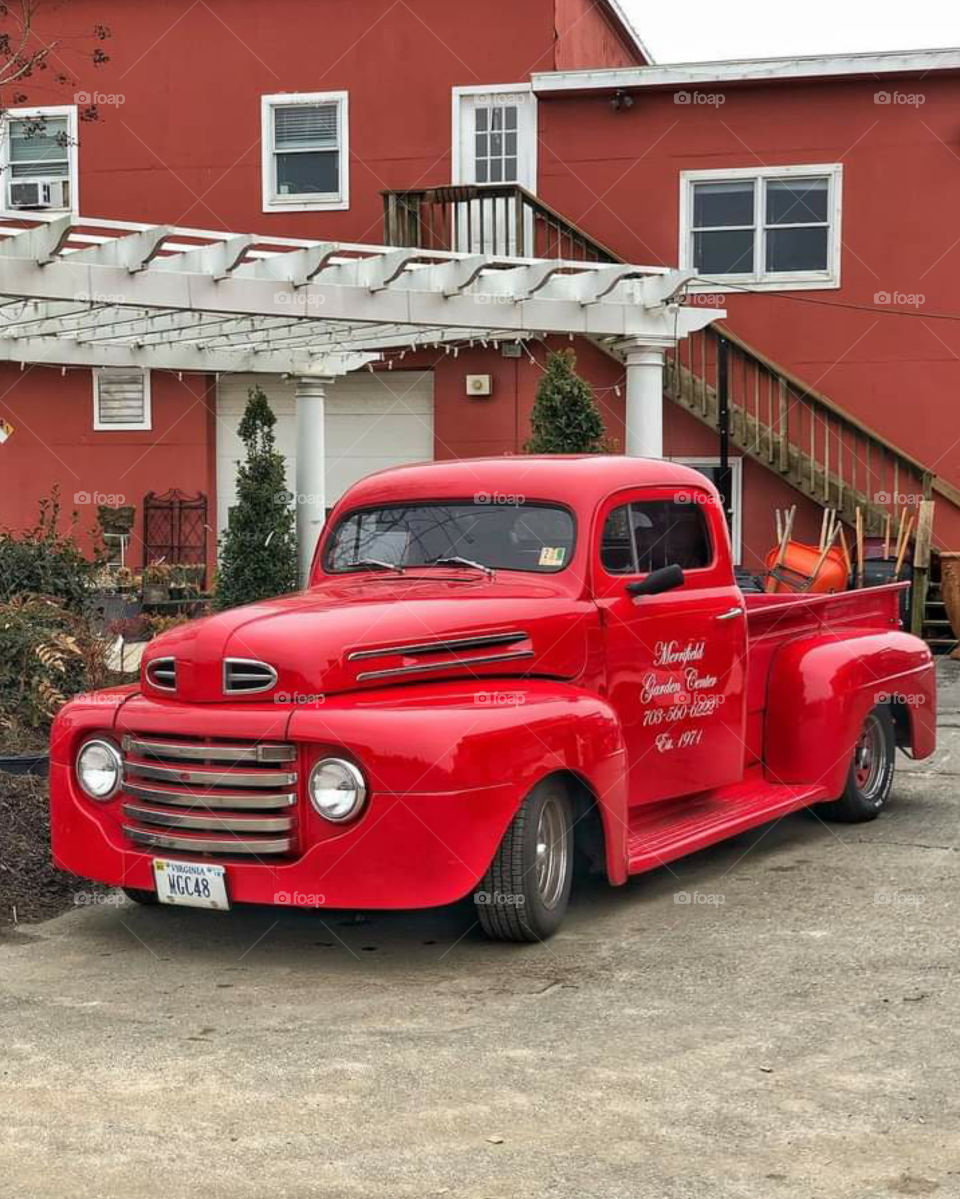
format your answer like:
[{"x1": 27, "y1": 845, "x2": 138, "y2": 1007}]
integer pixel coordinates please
[
  {"x1": 145, "y1": 657, "x2": 176, "y2": 692},
  {"x1": 120, "y1": 734, "x2": 297, "y2": 857},
  {"x1": 223, "y1": 658, "x2": 277, "y2": 695}
]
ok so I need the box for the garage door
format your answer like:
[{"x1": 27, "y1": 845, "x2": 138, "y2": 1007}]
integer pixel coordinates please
[{"x1": 216, "y1": 371, "x2": 434, "y2": 535}]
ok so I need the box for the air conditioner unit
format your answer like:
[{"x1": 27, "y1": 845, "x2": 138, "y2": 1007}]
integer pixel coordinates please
[{"x1": 7, "y1": 178, "x2": 66, "y2": 210}]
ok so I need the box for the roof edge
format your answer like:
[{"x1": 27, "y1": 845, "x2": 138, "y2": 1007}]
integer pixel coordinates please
[{"x1": 533, "y1": 45, "x2": 960, "y2": 93}]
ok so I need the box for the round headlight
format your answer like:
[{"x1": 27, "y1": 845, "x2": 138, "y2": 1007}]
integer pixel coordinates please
[
  {"x1": 308, "y1": 757, "x2": 367, "y2": 823},
  {"x1": 76, "y1": 738, "x2": 123, "y2": 801}
]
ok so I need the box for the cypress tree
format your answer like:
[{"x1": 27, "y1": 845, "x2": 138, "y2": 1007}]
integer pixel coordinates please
[
  {"x1": 525, "y1": 349, "x2": 608, "y2": 454},
  {"x1": 215, "y1": 386, "x2": 299, "y2": 610}
]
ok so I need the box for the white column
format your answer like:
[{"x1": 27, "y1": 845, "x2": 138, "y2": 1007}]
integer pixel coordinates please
[
  {"x1": 618, "y1": 340, "x2": 667, "y2": 458},
  {"x1": 294, "y1": 375, "x2": 329, "y2": 584}
]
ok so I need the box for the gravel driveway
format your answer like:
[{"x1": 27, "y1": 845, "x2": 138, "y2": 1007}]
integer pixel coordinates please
[{"x1": 2, "y1": 663, "x2": 958, "y2": 1199}]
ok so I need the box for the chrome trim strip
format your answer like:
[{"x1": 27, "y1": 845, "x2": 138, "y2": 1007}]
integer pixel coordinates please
[
  {"x1": 122, "y1": 736, "x2": 295, "y2": 764},
  {"x1": 125, "y1": 760, "x2": 297, "y2": 788},
  {"x1": 122, "y1": 782, "x2": 297, "y2": 809},
  {"x1": 145, "y1": 657, "x2": 176, "y2": 692},
  {"x1": 127, "y1": 827, "x2": 291, "y2": 855},
  {"x1": 123, "y1": 803, "x2": 293, "y2": 833},
  {"x1": 355, "y1": 648, "x2": 534, "y2": 683},
  {"x1": 222, "y1": 658, "x2": 278, "y2": 695},
  {"x1": 348, "y1": 631, "x2": 529, "y2": 662}
]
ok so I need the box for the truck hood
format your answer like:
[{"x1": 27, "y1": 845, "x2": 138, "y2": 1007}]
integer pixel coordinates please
[{"x1": 141, "y1": 574, "x2": 595, "y2": 703}]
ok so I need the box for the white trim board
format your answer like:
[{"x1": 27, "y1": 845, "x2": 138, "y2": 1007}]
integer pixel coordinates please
[{"x1": 532, "y1": 47, "x2": 960, "y2": 93}]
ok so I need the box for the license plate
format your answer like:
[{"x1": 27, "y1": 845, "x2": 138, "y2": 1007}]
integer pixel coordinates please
[{"x1": 152, "y1": 859, "x2": 229, "y2": 910}]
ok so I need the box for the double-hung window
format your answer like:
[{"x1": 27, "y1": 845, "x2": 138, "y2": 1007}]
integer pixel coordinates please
[
  {"x1": 1, "y1": 105, "x2": 78, "y2": 215},
  {"x1": 680, "y1": 165, "x2": 842, "y2": 289},
  {"x1": 261, "y1": 92, "x2": 349, "y2": 211}
]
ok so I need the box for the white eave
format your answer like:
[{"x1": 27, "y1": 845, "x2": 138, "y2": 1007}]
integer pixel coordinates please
[{"x1": 533, "y1": 45, "x2": 960, "y2": 94}]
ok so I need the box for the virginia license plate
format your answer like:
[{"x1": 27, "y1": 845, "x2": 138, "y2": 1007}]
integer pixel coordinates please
[{"x1": 152, "y1": 859, "x2": 229, "y2": 910}]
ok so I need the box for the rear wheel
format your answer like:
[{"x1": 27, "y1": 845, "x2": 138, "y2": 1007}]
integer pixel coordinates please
[
  {"x1": 474, "y1": 780, "x2": 574, "y2": 942},
  {"x1": 817, "y1": 705, "x2": 896, "y2": 823}
]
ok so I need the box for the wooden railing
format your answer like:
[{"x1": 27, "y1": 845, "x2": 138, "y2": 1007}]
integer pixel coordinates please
[
  {"x1": 666, "y1": 324, "x2": 960, "y2": 536},
  {"x1": 382, "y1": 184, "x2": 620, "y2": 262}
]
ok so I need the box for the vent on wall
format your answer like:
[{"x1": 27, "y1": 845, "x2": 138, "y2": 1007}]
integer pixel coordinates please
[{"x1": 94, "y1": 368, "x2": 151, "y2": 430}]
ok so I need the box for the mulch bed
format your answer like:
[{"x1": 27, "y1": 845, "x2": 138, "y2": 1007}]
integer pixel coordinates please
[{"x1": 0, "y1": 772, "x2": 95, "y2": 930}]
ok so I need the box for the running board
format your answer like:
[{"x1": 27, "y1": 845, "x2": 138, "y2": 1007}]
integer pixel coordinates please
[{"x1": 627, "y1": 780, "x2": 830, "y2": 875}]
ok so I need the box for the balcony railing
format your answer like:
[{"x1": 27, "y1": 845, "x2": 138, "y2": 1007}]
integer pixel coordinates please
[{"x1": 382, "y1": 184, "x2": 620, "y2": 262}]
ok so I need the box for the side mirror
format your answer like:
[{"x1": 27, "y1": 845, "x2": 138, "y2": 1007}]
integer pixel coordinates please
[{"x1": 626, "y1": 564, "x2": 685, "y2": 597}]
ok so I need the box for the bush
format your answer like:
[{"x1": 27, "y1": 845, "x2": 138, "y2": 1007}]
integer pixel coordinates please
[
  {"x1": 215, "y1": 386, "x2": 299, "y2": 610},
  {"x1": 0, "y1": 489, "x2": 100, "y2": 612},
  {"x1": 525, "y1": 349, "x2": 609, "y2": 454},
  {"x1": 0, "y1": 594, "x2": 108, "y2": 734}
]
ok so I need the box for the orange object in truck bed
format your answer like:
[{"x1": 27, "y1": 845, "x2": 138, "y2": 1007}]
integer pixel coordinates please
[{"x1": 764, "y1": 541, "x2": 848, "y2": 594}]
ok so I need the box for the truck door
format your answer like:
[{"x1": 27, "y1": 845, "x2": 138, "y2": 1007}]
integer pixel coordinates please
[{"x1": 595, "y1": 485, "x2": 747, "y2": 805}]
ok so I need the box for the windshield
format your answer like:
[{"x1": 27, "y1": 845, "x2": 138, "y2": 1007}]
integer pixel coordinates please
[{"x1": 324, "y1": 501, "x2": 576, "y2": 574}]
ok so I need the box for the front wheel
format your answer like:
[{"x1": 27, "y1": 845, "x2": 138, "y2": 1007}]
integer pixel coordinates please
[
  {"x1": 474, "y1": 780, "x2": 574, "y2": 942},
  {"x1": 816, "y1": 705, "x2": 896, "y2": 823}
]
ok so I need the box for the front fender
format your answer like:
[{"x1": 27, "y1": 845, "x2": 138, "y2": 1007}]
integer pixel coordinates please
[
  {"x1": 765, "y1": 630, "x2": 935, "y2": 795},
  {"x1": 288, "y1": 679, "x2": 630, "y2": 885}
]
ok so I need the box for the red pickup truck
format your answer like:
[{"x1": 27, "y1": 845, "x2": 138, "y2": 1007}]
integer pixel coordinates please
[{"x1": 51, "y1": 457, "x2": 936, "y2": 941}]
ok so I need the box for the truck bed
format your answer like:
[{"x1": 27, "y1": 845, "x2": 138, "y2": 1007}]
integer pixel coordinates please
[{"x1": 742, "y1": 582, "x2": 908, "y2": 768}]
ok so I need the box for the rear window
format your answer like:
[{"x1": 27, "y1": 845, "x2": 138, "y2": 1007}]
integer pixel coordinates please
[
  {"x1": 325, "y1": 501, "x2": 576, "y2": 574},
  {"x1": 601, "y1": 499, "x2": 712, "y2": 574}
]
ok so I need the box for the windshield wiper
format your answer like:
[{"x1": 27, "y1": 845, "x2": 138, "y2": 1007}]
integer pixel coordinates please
[
  {"x1": 344, "y1": 558, "x2": 406, "y2": 574},
  {"x1": 426, "y1": 555, "x2": 494, "y2": 577}
]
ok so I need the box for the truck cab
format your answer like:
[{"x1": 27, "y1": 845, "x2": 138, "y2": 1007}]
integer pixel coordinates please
[{"x1": 51, "y1": 457, "x2": 936, "y2": 941}]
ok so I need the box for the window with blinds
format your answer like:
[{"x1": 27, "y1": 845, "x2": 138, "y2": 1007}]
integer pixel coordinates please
[
  {"x1": 2, "y1": 106, "x2": 77, "y2": 213},
  {"x1": 262, "y1": 92, "x2": 349, "y2": 209},
  {"x1": 93, "y1": 369, "x2": 151, "y2": 430}
]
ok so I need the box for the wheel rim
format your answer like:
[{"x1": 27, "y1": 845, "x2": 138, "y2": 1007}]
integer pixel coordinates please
[
  {"x1": 535, "y1": 794, "x2": 569, "y2": 910},
  {"x1": 854, "y1": 713, "x2": 887, "y2": 800}
]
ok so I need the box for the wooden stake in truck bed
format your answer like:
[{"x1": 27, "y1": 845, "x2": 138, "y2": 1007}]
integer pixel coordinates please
[{"x1": 51, "y1": 457, "x2": 936, "y2": 941}]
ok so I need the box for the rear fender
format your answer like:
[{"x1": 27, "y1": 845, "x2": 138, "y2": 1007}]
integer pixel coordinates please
[
  {"x1": 287, "y1": 679, "x2": 630, "y2": 884},
  {"x1": 764, "y1": 630, "x2": 935, "y2": 795}
]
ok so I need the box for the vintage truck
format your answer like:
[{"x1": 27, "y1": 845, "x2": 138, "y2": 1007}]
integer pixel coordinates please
[{"x1": 51, "y1": 457, "x2": 936, "y2": 941}]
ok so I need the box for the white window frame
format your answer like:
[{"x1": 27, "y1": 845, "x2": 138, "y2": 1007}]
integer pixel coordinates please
[
  {"x1": 93, "y1": 368, "x2": 152, "y2": 431},
  {"x1": 0, "y1": 104, "x2": 79, "y2": 218},
  {"x1": 668, "y1": 456, "x2": 743, "y2": 563},
  {"x1": 451, "y1": 83, "x2": 538, "y2": 190},
  {"x1": 261, "y1": 91, "x2": 349, "y2": 212},
  {"x1": 679, "y1": 164, "x2": 842, "y2": 291}
]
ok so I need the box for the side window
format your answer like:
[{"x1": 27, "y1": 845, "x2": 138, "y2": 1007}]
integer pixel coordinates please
[{"x1": 601, "y1": 499, "x2": 712, "y2": 575}]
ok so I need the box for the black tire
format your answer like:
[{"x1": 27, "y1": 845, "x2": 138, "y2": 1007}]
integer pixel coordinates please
[
  {"x1": 122, "y1": 886, "x2": 160, "y2": 906},
  {"x1": 816, "y1": 705, "x2": 896, "y2": 823},
  {"x1": 474, "y1": 779, "x2": 574, "y2": 942}
]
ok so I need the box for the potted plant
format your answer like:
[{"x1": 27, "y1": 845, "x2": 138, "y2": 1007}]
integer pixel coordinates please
[{"x1": 142, "y1": 563, "x2": 171, "y2": 606}]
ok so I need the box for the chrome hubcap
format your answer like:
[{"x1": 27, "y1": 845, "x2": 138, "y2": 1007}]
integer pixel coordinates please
[
  {"x1": 535, "y1": 795, "x2": 569, "y2": 910},
  {"x1": 854, "y1": 713, "x2": 886, "y2": 800}
]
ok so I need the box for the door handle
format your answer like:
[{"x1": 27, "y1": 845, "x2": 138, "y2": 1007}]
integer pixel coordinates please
[{"x1": 715, "y1": 606, "x2": 744, "y2": 622}]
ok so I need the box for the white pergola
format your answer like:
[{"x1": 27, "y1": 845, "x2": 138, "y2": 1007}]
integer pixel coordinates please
[{"x1": 0, "y1": 214, "x2": 724, "y2": 575}]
